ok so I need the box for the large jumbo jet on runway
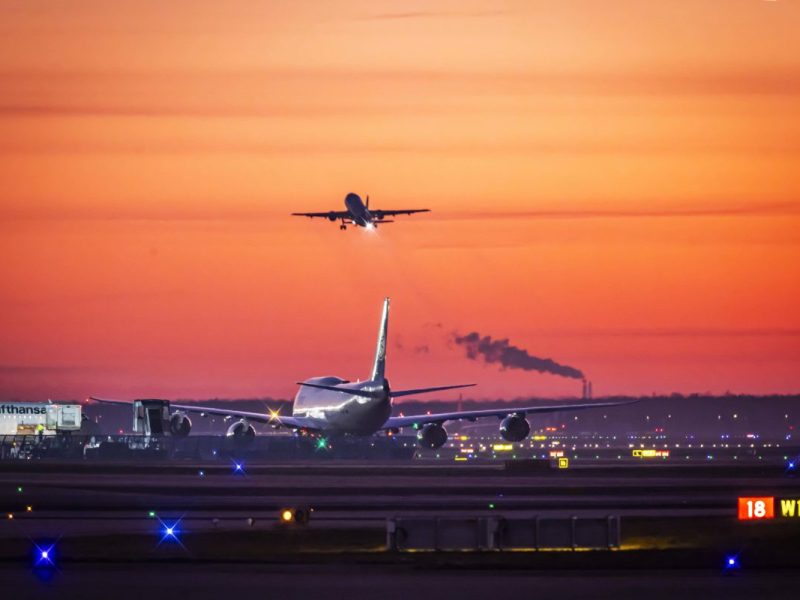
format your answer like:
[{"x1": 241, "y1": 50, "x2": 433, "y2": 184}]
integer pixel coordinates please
[
  {"x1": 292, "y1": 193, "x2": 429, "y2": 230},
  {"x1": 92, "y1": 299, "x2": 632, "y2": 449}
]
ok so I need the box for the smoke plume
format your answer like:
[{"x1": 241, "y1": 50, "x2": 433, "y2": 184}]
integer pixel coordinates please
[{"x1": 453, "y1": 332, "x2": 584, "y2": 379}]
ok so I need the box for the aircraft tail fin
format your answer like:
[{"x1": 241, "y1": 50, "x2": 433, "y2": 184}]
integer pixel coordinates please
[{"x1": 370, "y1": 297, "x2": 389, "y2": 381}]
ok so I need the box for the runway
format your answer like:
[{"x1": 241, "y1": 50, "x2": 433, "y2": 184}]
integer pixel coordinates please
[{"x1": 2, "y1": 460, "x2": 799, "y2": 539}]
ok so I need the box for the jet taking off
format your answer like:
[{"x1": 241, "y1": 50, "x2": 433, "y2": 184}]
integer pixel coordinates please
[
  {"x1": 91, "y1": 299, "x2": 635, "y2": 449},
  {"x1": 292, "y1": 193, "x2": 429, "y2": 230}
]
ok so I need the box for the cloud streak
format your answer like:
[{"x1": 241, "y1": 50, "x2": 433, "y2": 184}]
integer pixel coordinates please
[
  {"x1": 359, "y1": 10, "x2": 509, "y2": 21},
  {"x1": 433, "y1": 202, "x2": 800, "y2": 221},
  {"x1": 2, "y1": 65, "x2": 800, "y2": 121}
]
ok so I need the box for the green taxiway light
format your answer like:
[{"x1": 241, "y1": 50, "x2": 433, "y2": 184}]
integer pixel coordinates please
[
  {"x1": 316, "y1": 437, "x2": 328, "y2": 450},
  {"x1": 148, "y1": 510, "x2": 156, "y2": 518},
  {"x1": 17, "y1": 486, "x2": 23, "y2": 493}
]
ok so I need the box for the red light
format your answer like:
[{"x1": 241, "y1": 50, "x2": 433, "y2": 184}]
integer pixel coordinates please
[{"x1": 738, "y1": 497, "x2": 774, "y2": 520}]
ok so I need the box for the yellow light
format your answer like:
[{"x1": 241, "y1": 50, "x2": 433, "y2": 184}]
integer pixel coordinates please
[
  {"x1": 454, "y1": 456, "x2": 468, "y2": 461},
  {"x1": 6, "y1": 513, "x2": 12, "y2": 520},
  {"x1": 558, "y1": 457, "x2": 570, "y2": 469},
  {"x1": 26, "y1": 506, "x2": 32, "y2": 512},
  {"x1": 493, "y1": 444, "x2": 513, "y2": 451},
  {"x1": 268, "y1": 407, "x2": 282, "y2": 424},
  {"x1": 532, "y1": 435, "x2": 547, "y2": 441},
  {"x1": 281, "y1": 509, "x2": 294, "y2": 523}
]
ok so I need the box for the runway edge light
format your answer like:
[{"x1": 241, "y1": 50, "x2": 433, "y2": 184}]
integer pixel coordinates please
[{"x1": 278, "y1": 506, "x2": 311, "y2": 526}]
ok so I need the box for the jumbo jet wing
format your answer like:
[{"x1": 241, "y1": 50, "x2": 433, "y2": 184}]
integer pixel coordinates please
[
  {"x1": 88, "y1": 396, "x2": 320, "y2": 431},
  {"x1": 383, "y1": 398, "x2": 639, "y2": 430},
  {"x1": 291, "y1": 211, "x2": 351, "y2": 220},
  {"x1": 373, "y1": 208, "x2": 430, "y2": 217}
]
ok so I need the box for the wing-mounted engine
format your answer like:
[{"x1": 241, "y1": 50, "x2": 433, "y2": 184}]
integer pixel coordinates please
[
  {"x1": 417, "y1": 423, "x2": 448, "y2": 449},
  {"x1": 169, "y1": 412, "x2": 192, "y2": 437},
  {"x1": 226, "y1": 419, "x2": 256, "y2": 439},
  {"x1": 500, "y1": 413, "x2": 531, "y2": 442}
]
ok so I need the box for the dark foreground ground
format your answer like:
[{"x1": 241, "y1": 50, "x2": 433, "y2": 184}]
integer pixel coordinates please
[
  {"x1": 6, "y1": 563, "x2": 800, "y2": 600},
  {"x1": 2, "y1": 459, "x2": 800, "y2": 598}
]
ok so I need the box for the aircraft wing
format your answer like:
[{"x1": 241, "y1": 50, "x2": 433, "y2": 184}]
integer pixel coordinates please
[
  {"x1": 88, "y1": 396, "x2": 317, "y2": 430},
  {"x1": 291, "y1": 211, "x2": 350, "y2": 220},
  {"x1": 374, "y1": 209, "x2": 430, "y2": 217},
  {"x1": 383, "y1": 399, "x2": 639, "y2": 430}
]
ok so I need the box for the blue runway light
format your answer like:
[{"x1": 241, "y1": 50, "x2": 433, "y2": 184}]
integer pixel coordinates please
[
  {"x1": 156, "y1": 515, "x2": 184, "y2": 547},
  {"x1": 724, "y1": 555, "x2": 740, "y2": 571},
  {"x1": 232, "y1": 461, "x2": 245, "y2": 474},
  {"x1": 32, "y1": 542, "x2": 56, "y2": 567}
]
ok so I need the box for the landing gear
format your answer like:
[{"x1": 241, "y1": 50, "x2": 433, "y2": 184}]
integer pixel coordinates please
[{"x1": 339, "y1": 224, "x2": 347, "y2": 231}]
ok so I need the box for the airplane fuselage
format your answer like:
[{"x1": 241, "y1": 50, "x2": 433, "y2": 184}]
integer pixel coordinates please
[
  {"x1": 292, "y1": 376, "x2": 391, "y2": 435},
  {"x1": 344, "y1": 193, "x2": 374, "y2": 228}
]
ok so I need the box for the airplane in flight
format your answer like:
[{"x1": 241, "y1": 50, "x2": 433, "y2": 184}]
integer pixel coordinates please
[
  {"x1": 91, "y1": 299, "x2": 634, "y2": 449},
  {"x1": 292, "y1": 193, "x2": 429, "y2": 230}
]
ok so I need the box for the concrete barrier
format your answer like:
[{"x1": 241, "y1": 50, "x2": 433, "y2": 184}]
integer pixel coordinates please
[{"x1": 387, "y1": 515, "x2": 621, "y2": 551}]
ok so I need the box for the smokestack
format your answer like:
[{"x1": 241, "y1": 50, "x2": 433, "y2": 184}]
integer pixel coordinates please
[
  {"x1": 588, "y1": 381, "x2": 593, "y2": 399},
  {"x1": 582, "y1": 379, "x2": 588, "y2": 399}
]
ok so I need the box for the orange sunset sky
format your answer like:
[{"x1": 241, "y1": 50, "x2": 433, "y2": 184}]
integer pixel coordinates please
[{"x1": 1, "y1": 0, "x2": 799, "y2": 401}]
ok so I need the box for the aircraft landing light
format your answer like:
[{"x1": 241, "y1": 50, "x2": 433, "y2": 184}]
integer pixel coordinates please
[{"x1": 268, "y1": 407, "x2": 282, "y2": 424}]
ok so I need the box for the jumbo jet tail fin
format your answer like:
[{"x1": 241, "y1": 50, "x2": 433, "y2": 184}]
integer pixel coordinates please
[{"x1": 370, "y1": 297, "x2": 389, "y2": 381}]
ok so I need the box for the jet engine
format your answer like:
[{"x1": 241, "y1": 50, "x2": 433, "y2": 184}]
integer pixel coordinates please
[
  {"x1": 169, "y1": 412, "x2": 192, "y2": 437},
  {"x1": 500, "y1": 414, "x2": 530, "y2": 442},
  {"x1": 226, "y1": 419, "x2": 256, "y2": 439},
  {"x1": 328, "y1": 212, "x2": 338, "y2": 222},
  {"x1": 373, "y1": 211, "x2": 384, "y2": 221},
  {"x1": 417, "y1": 423, "x2": 448, "y2": 449}
]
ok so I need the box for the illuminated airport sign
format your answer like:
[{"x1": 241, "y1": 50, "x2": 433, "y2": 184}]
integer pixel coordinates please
[
  {"x1": 492, "y1": 444, "x2": 513, "y2": 452},
  {"x1": 738, "y1": 497, "x2": 775, "y2": 520},
  {"x1": 737, "y1": 497, "x2": 800, "y2": 519},
  {"x1": 632, "y1": 449, "x2": 670, "y2": 458}
]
